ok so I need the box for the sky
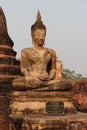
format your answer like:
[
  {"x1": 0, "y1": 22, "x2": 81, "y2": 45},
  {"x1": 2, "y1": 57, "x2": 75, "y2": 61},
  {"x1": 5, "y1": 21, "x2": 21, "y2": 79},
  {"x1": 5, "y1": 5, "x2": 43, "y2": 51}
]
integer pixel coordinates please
[{"x1": 0, "y1": 0, "x2": 87, "y2": 77}]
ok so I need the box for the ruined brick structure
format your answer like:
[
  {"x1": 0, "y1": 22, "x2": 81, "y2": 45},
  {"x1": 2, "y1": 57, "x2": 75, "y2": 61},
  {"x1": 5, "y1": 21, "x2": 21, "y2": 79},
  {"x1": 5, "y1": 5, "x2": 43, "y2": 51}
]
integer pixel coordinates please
[{"x1": 0, "y1": 7, "x2": 21, "y2": 130}]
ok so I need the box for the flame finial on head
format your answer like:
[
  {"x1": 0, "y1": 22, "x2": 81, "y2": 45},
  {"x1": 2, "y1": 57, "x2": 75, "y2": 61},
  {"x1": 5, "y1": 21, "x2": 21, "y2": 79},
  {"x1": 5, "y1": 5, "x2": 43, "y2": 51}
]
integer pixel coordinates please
[{"x1": 37, "y1": 10, "x2": 41, "y2": 21}]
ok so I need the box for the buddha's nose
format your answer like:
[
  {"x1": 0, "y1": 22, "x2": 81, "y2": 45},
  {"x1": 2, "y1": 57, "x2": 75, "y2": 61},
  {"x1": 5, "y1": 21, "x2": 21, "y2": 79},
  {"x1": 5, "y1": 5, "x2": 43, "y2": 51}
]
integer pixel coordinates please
[{"x1": 40, "y1": 38, "x2": 44, "y2": 40}]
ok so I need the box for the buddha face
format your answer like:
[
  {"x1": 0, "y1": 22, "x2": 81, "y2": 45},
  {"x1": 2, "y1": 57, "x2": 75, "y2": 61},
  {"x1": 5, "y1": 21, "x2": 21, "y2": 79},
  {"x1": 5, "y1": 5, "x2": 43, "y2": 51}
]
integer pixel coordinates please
[{"x1": 32, "y1": 29, "x2": 46, "y2": 46}]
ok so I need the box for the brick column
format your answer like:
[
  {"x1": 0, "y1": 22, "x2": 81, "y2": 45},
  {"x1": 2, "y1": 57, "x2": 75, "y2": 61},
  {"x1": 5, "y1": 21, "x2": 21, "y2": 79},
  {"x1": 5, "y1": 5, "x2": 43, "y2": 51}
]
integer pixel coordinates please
[{"x1": 0, "y1": 94, "x2": 9, "y2": 130}]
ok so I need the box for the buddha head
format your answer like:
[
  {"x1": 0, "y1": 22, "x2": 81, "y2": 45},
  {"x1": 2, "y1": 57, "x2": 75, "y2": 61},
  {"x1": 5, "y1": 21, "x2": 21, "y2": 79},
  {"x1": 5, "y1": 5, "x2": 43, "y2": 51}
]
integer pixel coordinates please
[{"x1": 31, "y1": 10, "x2": 46, "y2": 46}]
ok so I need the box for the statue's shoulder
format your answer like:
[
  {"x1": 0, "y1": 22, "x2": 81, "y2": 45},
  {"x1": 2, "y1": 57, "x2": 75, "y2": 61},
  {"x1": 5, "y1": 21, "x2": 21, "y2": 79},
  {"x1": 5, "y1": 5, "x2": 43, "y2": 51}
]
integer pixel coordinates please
[
  {"x1": 46, "y1": 48, "x2": 56, "y2": 55},
  {"x1": 21, "y1": 47, "x2": 33, "y2": 55}
]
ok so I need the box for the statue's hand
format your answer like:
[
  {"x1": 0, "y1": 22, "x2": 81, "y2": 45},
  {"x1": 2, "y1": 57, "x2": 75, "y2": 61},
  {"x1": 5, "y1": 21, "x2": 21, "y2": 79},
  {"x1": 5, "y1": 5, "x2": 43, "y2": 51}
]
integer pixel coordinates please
[{"x1": 37, "y1": 74, "x2": 49, "y2": 81}]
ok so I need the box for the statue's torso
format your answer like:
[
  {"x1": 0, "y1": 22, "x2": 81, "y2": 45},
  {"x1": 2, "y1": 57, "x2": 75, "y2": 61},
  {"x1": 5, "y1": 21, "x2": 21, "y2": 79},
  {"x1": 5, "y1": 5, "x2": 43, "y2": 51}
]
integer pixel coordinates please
[{"x1": 23, "y1": 47, "x2": 52, "y2": 78}]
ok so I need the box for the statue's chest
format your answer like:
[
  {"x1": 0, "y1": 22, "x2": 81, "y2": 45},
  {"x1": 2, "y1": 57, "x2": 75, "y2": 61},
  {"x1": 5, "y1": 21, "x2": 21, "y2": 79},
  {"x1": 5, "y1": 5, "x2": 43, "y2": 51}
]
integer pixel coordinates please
[{"x1": 28, "y1": 49, "x2": 47, "y2": 64}]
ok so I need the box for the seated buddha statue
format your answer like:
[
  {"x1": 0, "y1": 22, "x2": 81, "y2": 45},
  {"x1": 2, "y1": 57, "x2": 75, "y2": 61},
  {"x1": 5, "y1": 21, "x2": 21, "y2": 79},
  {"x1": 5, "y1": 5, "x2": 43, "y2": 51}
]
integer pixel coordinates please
[{"x1": 13, "y1": 11, "x2": 73, "y2": 91}]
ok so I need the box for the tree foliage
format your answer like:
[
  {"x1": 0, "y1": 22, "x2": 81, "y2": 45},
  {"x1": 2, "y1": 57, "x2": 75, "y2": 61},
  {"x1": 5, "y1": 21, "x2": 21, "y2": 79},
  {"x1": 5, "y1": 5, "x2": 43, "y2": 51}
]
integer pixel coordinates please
[{"x1": 62, "y1": 69, "x2": 84, "y2": 81}]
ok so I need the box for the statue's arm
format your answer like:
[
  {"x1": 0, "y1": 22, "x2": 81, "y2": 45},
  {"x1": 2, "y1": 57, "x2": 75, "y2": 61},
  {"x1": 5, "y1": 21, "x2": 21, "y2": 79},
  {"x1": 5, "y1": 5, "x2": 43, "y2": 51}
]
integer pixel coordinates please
[
  {"x1": 49, "y1": 50, "x2": 56, "y2": 80},
  {"x1": 20, "y1": 49, "x2": 29, "y2": 76}
]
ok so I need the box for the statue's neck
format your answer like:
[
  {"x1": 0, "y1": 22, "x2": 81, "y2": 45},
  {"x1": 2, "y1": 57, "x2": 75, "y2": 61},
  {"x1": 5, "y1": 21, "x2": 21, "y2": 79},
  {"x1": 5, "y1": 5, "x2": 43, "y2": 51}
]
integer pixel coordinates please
[{"x1": 33, "y1": 44, "x2": 44, "y2": 50}]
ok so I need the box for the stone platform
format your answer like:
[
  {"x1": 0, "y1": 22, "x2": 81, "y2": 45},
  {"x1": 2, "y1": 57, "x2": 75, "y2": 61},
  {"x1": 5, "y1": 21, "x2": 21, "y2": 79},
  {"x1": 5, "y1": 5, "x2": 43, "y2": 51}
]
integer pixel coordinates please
[
  {"x1": 9, "y1": 91, "x2": 87, "y2": 130},
  {"x1": 10, "y1": 112, "x2": 87, "y2": 129},
  {"x1": 10, "y1": 91, "x2": 75, "y2": 116}
]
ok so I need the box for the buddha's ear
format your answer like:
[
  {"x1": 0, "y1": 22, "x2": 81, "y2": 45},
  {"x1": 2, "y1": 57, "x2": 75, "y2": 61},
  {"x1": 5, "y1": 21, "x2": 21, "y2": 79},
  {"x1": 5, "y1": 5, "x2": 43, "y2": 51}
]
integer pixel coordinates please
[
  {"x1": 31, "y1": 32, "x2": 35, "y2": 44},
  {"x1": 31, "y1": 31, "x2": 34, "y2": 38}
]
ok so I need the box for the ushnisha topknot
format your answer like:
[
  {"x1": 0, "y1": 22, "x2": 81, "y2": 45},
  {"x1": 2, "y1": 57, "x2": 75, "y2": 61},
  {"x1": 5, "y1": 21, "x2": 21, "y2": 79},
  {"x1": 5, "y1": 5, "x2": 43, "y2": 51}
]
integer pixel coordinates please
[{"x1": 31, "y1": 10, "x2": 46, "y2": 32}]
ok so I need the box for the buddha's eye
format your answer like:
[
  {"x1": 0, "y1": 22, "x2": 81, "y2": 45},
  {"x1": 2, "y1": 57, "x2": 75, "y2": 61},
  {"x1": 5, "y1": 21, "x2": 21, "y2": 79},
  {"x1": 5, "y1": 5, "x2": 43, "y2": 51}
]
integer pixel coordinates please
[{"x1": 42, "y1": 33, "x2": 46, "y2": 37}]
